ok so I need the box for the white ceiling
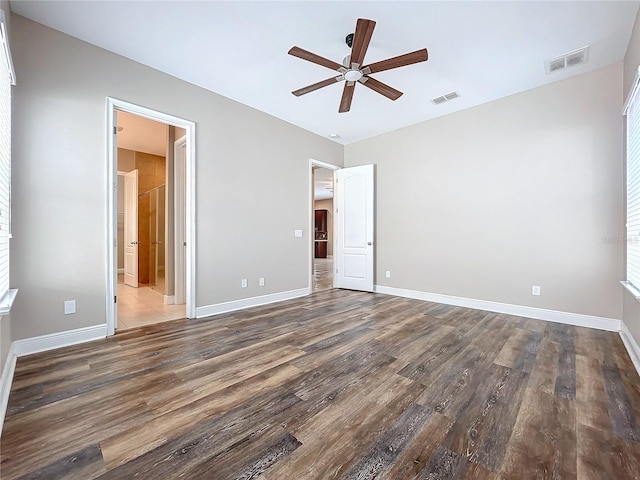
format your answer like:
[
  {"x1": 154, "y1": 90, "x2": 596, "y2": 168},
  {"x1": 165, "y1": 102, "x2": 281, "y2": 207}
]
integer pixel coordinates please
[
  {"x1": 11, "y1": 1, "x2": 639, "y2": 145},
  {"x1": 117, "y1": 111, "x2": 167, "y2": 157}
]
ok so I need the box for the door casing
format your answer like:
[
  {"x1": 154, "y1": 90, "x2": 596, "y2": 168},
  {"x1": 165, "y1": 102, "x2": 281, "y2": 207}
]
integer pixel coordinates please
[
  {"x1": 106, "y1": 97, "x2": 196, "y2": 336},
  {"x1": 308, "y1": 159, "x2": 340, "y2": 291}
]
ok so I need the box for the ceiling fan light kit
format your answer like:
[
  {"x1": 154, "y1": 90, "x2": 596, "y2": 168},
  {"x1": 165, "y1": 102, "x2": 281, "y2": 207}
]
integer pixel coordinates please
[{"x1": 288, "y1": 18, "x2": 429, "y2": 113}]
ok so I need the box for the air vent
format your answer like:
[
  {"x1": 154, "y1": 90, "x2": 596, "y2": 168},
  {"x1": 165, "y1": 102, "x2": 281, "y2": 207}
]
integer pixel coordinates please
[
  {"x1": 544, "y1": 46, "x2": 589, "y2": 74},
  {"x1": 431, "y1": 91, "x2": 460, "y2": 105}
]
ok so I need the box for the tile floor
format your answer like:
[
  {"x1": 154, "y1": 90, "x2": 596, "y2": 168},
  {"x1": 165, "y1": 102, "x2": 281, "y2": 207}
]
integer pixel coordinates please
[
  {"x1": 313, "y1": 256, "x2": 333, "y2": 292},
  {"x1": 117, "y1": 279, "x2": 186, "y2": 330}
]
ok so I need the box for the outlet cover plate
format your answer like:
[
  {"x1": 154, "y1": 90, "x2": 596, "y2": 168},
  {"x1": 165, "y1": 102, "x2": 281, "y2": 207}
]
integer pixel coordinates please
[
  {"x1": 532, "y1": 285, "x2": 541, "y2": 296},
  {"x1": 64, "y1": 300, "x2": 76, "y2": 315}
]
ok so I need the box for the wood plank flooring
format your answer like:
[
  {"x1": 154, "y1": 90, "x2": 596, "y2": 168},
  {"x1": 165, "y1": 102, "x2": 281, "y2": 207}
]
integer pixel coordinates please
[{"x1": 2, "y1": 289, "x2": 640, "y2": 479}]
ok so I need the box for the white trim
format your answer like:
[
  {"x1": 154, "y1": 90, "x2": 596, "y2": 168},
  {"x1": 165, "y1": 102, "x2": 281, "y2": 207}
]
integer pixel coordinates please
[
  {"x1": 0, "y1": 288, "x2": 17, "y2": 315},
  {"x1": 309, "y1": 159, "x2": 340, "y2": 291},
  {"x1": 620, "y1": 321, "x2": 640, "y2": 377},
  {"x1": 196, "y1": 288, "x2": 310, "y2": 318},
  {"x1": 12, "y1": 324, "x2": 107, "y2": 357},
  {"x1": 623, "y1": 65, "x2": 640, "y2": 114},
  {"x1": 374, "y1": 285, "x2": 621, "y2": 332},
  {"x1": 164, "y1": 295, "x2": 175, "y2": 305},
  {"x1": 620, "y1": 280, "x2": 640, "y2": 300},
  {"x1": 0, "y1": 341, "x2": 16, "y2": 438},
  {"x1": 106, "y1": 97, "x2": 197, "y2": 337},
  {"x1": 0, "y1": 10, "x2": 15, "y2": 86},
  {"x1": 174, "y1": 135, "x2": 187, "y2": 307}
]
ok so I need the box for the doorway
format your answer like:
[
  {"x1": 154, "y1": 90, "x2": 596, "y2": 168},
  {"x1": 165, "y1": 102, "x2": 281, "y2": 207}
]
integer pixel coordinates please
[
  {"x1": 309, "y1": 160, "x2": 339, "y2": 292},
  {"x1": 107, "y1": 98, "x2": 196, "y2": 336}
]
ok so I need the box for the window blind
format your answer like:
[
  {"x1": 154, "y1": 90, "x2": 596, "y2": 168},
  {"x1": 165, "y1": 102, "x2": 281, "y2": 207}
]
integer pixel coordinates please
[
  {"x1": 0, "y1": 9, "x2": 13, "y2": 301},
  {"x1": 626, "y1": 68, "x2": 640, "y2": 289}
]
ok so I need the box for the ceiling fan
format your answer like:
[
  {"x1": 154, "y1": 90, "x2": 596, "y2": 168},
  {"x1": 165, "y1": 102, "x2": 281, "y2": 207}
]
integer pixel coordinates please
[{"x1": 288, "y1": 18, "x2": 429, "y2": 113}]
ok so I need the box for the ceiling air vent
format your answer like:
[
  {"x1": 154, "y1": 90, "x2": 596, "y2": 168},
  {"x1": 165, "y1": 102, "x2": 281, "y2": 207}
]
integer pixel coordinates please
[
  {"x1": 544, "y1": 46, "x2": 589, "y2": 74},
  {"x1": 431, "y1": 91, "x2": 460, "y2": 105}
]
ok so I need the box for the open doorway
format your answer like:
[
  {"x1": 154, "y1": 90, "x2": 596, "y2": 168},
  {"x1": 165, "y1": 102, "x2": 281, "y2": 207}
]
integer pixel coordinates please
[
  {"x1": 310, "y1": 160, "x2": 339, "y2": 292},
  {"x1": 115, "y1": 112, "x2": 185, "y2": 329},
  {"x1": 107, "y1": 98, "x2": 196, "y2": 336}
]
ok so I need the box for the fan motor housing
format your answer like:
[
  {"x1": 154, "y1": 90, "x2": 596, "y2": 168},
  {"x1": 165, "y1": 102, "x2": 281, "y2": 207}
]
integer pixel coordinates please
[{"x1": 345, "y1": 33, "x2": 354, "y2": 48}]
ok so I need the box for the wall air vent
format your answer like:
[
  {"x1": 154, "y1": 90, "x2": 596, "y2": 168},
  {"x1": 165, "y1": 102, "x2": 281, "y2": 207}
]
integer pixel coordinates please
[
  {"x1": 544, "y1": 46, "x2": 589, "y2": 74},
  {"x1": 431, "y1": 91, "x2": 460, "y2": 105}
]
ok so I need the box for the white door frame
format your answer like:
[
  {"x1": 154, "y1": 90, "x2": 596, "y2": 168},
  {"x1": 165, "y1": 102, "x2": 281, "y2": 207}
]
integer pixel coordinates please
[
  {"x1": 308, "y1": 159, "x2": 340, "y2": 292},
  {"x1": 174, "y1": 135, "x2": 187, "y2": 305},
  {"x1": 106, "y1": 97, "x2": 197, "y2": 336}
]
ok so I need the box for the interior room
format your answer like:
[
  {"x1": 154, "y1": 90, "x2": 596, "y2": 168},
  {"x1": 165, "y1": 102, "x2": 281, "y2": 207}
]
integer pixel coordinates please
[
  {"x1": 1, "y1": 1, "x2": 640, "y2": 478},
  {"x1": 115, "y1": 111, "x2": 186, "y2": 330},
  {"x1": 313, "y1": 166, "x2": 334, "y2": 292}
]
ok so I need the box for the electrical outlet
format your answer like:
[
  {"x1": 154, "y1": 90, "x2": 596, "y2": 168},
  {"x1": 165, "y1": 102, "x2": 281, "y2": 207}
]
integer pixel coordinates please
[
  {"x1": 259, "y1": 277, "x2": 265, "y2": 286},
  {"x1": 241, "y1": 279, "x2": 248, "y2": 288},
  {"x1": 64, "y1": 300, "x2": 76, "y2": 315},
  {"x1": 532, "y1": 285, "x2": 541, "y2": 296},
  {"x1": 385, "y1": 271, "x2": 391, "y2": 278}
]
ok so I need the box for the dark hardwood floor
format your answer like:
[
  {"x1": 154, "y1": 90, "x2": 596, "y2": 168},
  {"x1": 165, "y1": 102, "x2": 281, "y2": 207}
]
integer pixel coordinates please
[{"x1": 1, "y1": 289, "x2": 640, "y2": 479}]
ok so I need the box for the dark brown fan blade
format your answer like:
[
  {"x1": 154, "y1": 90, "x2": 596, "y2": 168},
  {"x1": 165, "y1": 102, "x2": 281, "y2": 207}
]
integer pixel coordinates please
[
  {"x1": 339, "y1": 82, "x2": 356, "y2": 113},
  {"x1": 292, "y1": 77, "x2": 343, "y2": 97},
  {"x1": 359, "y1": 77, "x2": 403, "y2": 101},
  {"x1": 288, "y1": 46, "x2": 343, "y2": 71},
  {"x1": 363, "y1": 49, "x2": 428, "y2": 74},
  {"x1": 350, "y1": 18, "x2": 376, "y2": 66}
]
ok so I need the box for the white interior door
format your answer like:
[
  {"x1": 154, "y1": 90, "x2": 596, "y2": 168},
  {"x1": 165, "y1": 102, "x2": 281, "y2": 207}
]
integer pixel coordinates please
[
  {"x1": 335, "y1": 164, "x2": 374, "y2": 292},
  {"x1": 124, "y1": 169, "x2": 139, "y2": 287},
  {"x1": 174, "y1": 136, "x2": 187, "y2": 304}
]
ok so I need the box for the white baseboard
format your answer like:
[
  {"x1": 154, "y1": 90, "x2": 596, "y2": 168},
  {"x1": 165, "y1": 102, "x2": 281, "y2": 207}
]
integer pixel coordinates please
[
  {"x1": 0, "y1": 342, "x2": 16, "y2": 438},
  {"x1": 12, "y1": 324, "x2": 108, "y2": 357},
  {"x1": 164, "y1": 295, "x2": 175, "y2": 305},
  {"x1": 374, "y1": 285, "x2": 621, "y2": 332},
  {"x1": 620, "y1": 321, "x2": 640, "y2": 377},
  {"x1": 196, "y1": 287, "x2": 310, "y2": 318}
]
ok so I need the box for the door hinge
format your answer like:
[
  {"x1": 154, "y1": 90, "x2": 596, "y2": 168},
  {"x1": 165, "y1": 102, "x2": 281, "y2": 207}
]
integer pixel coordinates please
[
  {"x1": 114, "y1": 295, "x2": 117, "y2": 303},
  {"x1": 113, "y1": 126, "x2": 117, "y2": 135}
]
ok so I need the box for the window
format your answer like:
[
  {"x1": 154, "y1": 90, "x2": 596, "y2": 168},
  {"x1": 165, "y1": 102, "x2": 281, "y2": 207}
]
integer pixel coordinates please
[
  {"x1": 0, "y1": 9, "x2": 14, "y2": 306},
  {"x1": 626, "y1": 66, "x2": 640, "y2": 291}
]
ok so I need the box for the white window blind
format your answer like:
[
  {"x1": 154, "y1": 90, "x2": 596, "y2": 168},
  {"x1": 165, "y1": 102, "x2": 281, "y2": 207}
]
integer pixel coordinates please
[
  {"x1": 0, "y1": 9, "x2": 14, "y2": 301},
  {"x1": 626, "y1": 67, "x2": 640, "y2": 289}
]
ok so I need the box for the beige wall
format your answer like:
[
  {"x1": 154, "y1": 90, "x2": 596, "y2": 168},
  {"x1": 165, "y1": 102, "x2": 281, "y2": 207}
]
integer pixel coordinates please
[
  {"x1": 623, "y1": 8, "x2": 640, "y2": 346},
  {"x1": 9, "y1": 15, "x2": 343, "y2": 340},
  {"x1": 346, "y1": 63, "x2": 624, "y2": 321},
  {"x1": 117, "y1": 148, "x2": 135, "y2": 172},
  {"x1": 314, "y1": 199, "x2": 333, "y2": 256}
]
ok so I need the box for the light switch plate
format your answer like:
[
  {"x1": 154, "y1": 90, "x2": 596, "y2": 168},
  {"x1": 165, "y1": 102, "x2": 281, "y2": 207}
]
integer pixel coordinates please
[
  {"x1": 532, "y1": 285, "x2": 541, "y2": 296},
  {"x1": 241, "y1": 279, "x2": 248, "y2": 288},
  {"x1": 294, "y1": 229, "x2": 303, "y2": 238},
  {"x1": 259, "y1": 277, "x2": 265, "y2": 286},
  {"x1": 385, "y1": 271, "x2": 391, "y2": 278}
]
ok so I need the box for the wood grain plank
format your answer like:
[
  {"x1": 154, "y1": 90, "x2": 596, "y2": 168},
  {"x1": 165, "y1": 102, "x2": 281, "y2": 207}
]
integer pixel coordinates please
[
  {"x1": 601, "y1": 357, "x2": 640, "y2": 441},
  {"x1": 338, "y1": 402, "x2": 432, "y2": 479},
  {"x1": 500, "y1": 388, "x2": 576, "y2": 479},
  {"x1": 443, "y1": 365, "x2": 529, "y2": 472}
]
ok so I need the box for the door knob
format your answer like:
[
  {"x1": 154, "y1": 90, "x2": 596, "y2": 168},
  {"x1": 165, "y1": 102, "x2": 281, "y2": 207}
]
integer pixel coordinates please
[{"x1": 367, "y1": 242, "x2": 372, "y2": 246}]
